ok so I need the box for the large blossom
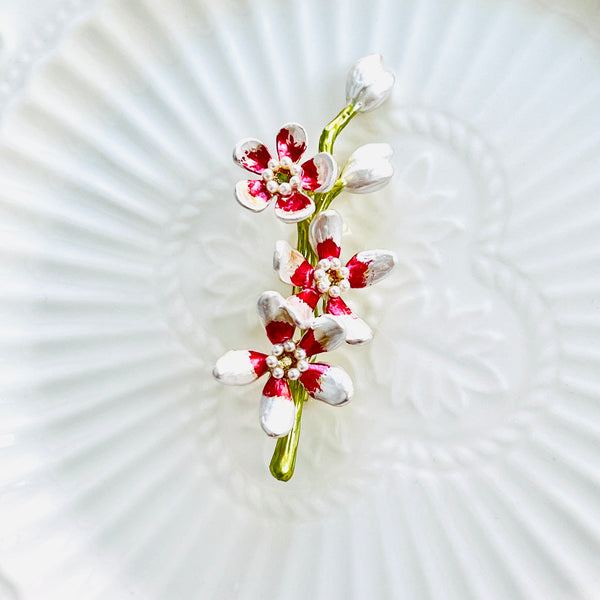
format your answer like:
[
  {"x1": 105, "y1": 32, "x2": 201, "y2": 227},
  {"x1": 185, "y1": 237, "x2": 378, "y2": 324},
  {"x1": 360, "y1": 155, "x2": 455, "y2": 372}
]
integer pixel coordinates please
[
  {"x1": 273, "y1": 210, "x2": 397, "y2": 344},
  {"x1": 213, "y1": 291, "x2": 353, "y2": 438},
  {"x1": 233, "y1": 123, "x2": 337, "y2": 223}
]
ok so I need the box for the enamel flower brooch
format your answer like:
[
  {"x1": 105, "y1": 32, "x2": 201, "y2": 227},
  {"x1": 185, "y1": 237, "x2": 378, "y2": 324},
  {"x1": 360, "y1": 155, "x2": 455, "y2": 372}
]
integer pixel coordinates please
[{"x1": 213, "y1": 55, "x2": 397, "y2": 481}]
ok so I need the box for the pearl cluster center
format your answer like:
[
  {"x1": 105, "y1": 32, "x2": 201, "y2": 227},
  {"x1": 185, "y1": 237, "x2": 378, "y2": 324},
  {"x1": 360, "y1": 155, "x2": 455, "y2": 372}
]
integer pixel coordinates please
[
  {"x1": 266, "y1": 340, "x2": 309, "y2": 381},
  {"x1": 313, "y1": 257, "x2": 350, "y2": 297},
  {"x1": 262, "y1": 157, "x2": 302, "y2": 197}
]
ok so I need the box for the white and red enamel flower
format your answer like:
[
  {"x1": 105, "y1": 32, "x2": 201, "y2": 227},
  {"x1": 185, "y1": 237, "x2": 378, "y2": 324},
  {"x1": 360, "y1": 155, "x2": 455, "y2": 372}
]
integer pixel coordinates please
[
  {"x1": 213, "y1": 291, "x2": 353, "y2": 438},
  {"x1": 233, "y1": 123, "x2": 337, "y2": 223},
  {"x1": 273, "y1": 210, "x2": 397, "y2": 344}
]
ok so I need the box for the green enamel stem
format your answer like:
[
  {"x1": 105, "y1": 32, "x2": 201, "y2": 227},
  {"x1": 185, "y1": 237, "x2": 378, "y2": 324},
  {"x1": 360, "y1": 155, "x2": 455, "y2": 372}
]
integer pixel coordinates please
[
  {"x1": 318, "y1": 179, "x2": 345, "y2": 212},
  {"x1": 269, "y1": 104, "x2": 359, "y2": 482},
  {"x1": 319, "y1": 103, "x2": 359, "y2": 154},
  {"x1": 269, "y1": 380, "x2": 307, "y2": 481}
]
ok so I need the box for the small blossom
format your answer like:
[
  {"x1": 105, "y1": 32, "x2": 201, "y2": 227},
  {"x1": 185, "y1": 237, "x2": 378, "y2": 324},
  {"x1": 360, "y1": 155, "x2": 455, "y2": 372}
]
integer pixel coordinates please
[
  {"x1": 345, "y1": 54, "x2": 395, "y2": 113},
  {"x1": 233, "y1": 123, "x2": 337, "y2": 223},
  {"x1": 341, "y1": 143, "x2": 394, "y2": 194},
  {"x1": 213, "y1": 291, "x2": 354, "y2": 438},
  {"x1": 273, "y1": 210, "x2": 397, "y2": 344}
]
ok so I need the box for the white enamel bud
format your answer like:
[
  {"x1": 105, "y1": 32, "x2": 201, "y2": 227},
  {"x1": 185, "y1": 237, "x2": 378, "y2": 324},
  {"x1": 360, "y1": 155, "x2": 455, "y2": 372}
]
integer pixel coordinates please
[
  {"x1": 272, "y1": 344, "x2": 284, "y2": 356},
  {"x1": 341, "y1": 143, "x2": 394, "y2": 194},
  {"x1": 266, "y1": 355, "x2": 278, "y2": 368},
  {"x1": 272, "y1": 367, "x2": 284, "y2": 379},
  {"x1": 268, "y1": 158, "x2": 279, "y2": 170},
  {"x1": 266, "y1": 180, "x2": 279, "y2": 194},
  {"x1": 297, "y1": 359, "x2": 309, "y2": 372},
  {"x1": 346, "y1": 54, "x2": 395, "y2": 113},
  {"x1": 283, "y1": 340, "x2": 296, "y2": 353},
  {"x1": 287, "y1": 368, "x2": 300, "y2": 381}
]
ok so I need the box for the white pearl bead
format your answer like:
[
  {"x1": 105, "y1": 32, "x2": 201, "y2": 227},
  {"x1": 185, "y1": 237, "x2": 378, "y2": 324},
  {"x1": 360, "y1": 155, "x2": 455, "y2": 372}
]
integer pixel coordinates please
[
  {"x1": 317, "y1": 280, "x2": 331, "y2": 293},
  {"x1": 329, "y1": 285, "x2": 341, "y2": 298},
  {"x1": 294, "y1": 348, "x2": 306, "y2": 360},
  {"x1": 283, "y1": 340, "x2": 296, "y2": 353},
  {"x1": 290, "y1": 164, "x2": 301, "y2": 176},
  {"x1": 266, "y1": 355, "x2": 278, "y2": 368},
  {"x1": 339, "y1": 279, "x2": 350, "y2": 292},
  {"x1": 272, "y1": 367, "x2": 284, "y2": 379},
  {"x1": 278, "y1": 182, "x2": 292, "y2": 196},
  {"x1": 272, "y1": 344, "x2": 284, "y2": 356},
  {"x1": 266, "y1": 180, "x2": 279, "y2": 194},
  {"x1": 339, "y1": 266, "x2": 350, "y2": 279},
  {"x1": 297, "y1": 359, "x2": 309, "y2": 372},
  {"x1": 286, "y1": 368, "x2": 300, "y2": 381},
  {"x1": 262, "y1": 168, "x2": 274, "y2": 181},
  {"x1": 289, "y1": 175, "x2": 301, "y2": 189},
  {"x1": 330, "y1": 257, "x2": 342, "y2": 269},
  {"x1": 317, "y1": 259, "x2": 331, "y2": 271},
  {"x1": 268, "y1": 158, "x2": 279, "y2": 170},
  {"x1": 280, "y1": 156, "x2": 293, "y2": 168},
  {"x1": 313, "y1": 268, "x2": 326, "y2": 281}
]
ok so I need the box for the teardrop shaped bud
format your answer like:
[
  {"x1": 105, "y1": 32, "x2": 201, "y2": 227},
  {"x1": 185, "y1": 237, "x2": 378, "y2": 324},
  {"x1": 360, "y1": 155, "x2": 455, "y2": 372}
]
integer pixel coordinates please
[
  {"x1": 341, "y1": 143, "x2": 394, "y2": 193},
  {"x1": 345, "y1": 54, "x2": 395, "y2": 113}
]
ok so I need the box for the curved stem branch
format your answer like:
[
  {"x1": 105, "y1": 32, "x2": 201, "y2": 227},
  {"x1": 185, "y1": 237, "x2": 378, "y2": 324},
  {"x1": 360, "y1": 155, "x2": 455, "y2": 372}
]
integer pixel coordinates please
[{"x1": 319, "y1": 103, "x2": 359, "y2": 154}]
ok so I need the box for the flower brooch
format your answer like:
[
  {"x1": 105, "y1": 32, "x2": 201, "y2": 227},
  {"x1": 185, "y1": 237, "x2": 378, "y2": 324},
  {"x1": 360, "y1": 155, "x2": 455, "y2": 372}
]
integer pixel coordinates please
[{"x1": 213, "y1": 55, "x2": 397, "y2": 481}]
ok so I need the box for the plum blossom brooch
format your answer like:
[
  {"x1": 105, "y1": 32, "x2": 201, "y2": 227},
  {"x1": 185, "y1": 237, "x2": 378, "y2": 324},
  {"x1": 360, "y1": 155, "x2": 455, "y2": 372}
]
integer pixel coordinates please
[{"x1": 213, "y1": 55, "x2": 397, "y2": 481}]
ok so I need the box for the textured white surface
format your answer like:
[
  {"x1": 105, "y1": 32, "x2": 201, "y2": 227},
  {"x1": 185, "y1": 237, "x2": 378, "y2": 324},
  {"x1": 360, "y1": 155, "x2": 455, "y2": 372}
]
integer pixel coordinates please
[{"x1": 0, "y1": 0, "x2": 599, "y2": 598}]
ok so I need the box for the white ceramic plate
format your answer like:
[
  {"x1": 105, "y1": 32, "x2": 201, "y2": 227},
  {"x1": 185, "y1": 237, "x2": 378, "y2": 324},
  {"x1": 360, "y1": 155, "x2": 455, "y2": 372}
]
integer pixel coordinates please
[{"x1": 0, "y1": 0, "x2": 599, "y2": 598}]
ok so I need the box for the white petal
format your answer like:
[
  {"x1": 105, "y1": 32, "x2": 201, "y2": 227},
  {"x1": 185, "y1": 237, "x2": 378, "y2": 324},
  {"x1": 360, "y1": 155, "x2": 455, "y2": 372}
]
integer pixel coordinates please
[
  {"x1": 256, "y1": 291, "x2": 295, "y2": 343},
  {"x1": 301, "y1": 152, "x2": 338, "y2": 193},
  {"x1": 273, "y1": 240, "x2": 313, "y2": 286},
  {"x1": 301, "y1": 364, "x2": 354, "y2": 406},
  {"x1": 260, "y1": 378, "x2": 295, "y2": 438},
  {"x1": 284, "y1": 293, "x2": 317, "y2": 329},
  {"x1": 329, "y1": 314, "x2": 373, "y2": 345},
  {"x1": 298, "y1": 314, "x2": 346, "y2": 356},
  {"x1": 235, "y1": 179, "x2": 272, "y2": 212},
  {"x1": 213, "y1": 350, "x2": 266, "y2": 385},
  {"x1": 309, "y1": 210, "x2": 343, "y2": 259}
]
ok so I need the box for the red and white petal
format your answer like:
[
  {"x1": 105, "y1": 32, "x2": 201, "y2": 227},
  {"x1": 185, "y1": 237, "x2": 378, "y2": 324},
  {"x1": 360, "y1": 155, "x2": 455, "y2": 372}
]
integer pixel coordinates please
[
  {"x1": 298, "y1": 314, "x2": 345, "y2": 357},
  {"x1": 274, "y1": 192, "x2": 315, "y2": 223},
  {"x1": 346, "y1": 249, "x2": 397, "y2": 288},
  {"x1": 256, "y1": 291, "x2": 295, "y2": 344},
  {"x1": 235, "y1": 179, "x2": 273, "y2": 212},
  {"x1": 233, "y1": 138, "x2": 272, "y2": 175},
  {"x1": 326, "y1": 296, "x2": 373, "y2": 345},
  {"x1": 284, "y1": 289, "x2": 320, "y2": 329},
  {"x1": 300, "y1": 363, "x2": 354, "y2": 406},
  {"x1": 213, "y1": 350, "x2": 268, "y2": 385},
  {"x1": 276, "y1": 123, "x2": 307, "y2": 163},
  {"x1": 301, "y1": 152, "x2": 337, "y2": 192},
  {"x1": 273, "y1": 240, "x2": 314, "y2": 288},
  {"x1": 308, "y1": 209, "x2": 343, "y2": 260},
  {"x1": 260, "y1": 376, "x2": 295, "y2": 437}
]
